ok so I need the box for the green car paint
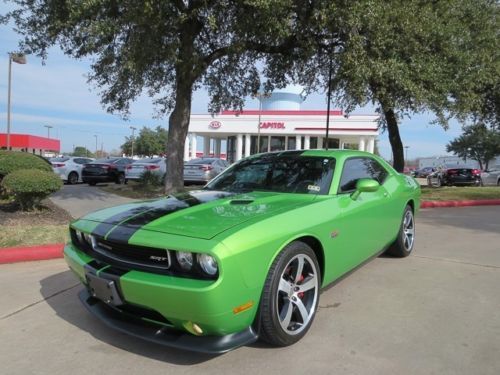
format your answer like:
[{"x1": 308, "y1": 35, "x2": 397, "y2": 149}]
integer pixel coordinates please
[{"x1": 64, "y1": 150, "x2": 420, "y2": 350}]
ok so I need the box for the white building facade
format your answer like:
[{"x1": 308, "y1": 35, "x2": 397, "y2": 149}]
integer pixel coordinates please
[
  {"x1": 184, "y1": 88, "x2": 379, "y2": 163},
  {"x1": 185, "y1": 109, "x2": 379, "y2": 163}
]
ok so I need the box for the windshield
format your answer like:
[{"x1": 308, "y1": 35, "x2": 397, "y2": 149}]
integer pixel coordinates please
[
  {"x1": 187, "y1": 158, "x2": 217, "y2": 165},
  {"x1": 205, "y1": 154, "x2": 336, "y2": 194},
  {"x1": 50, "y1": 157, "x2": 69, "y2": 162}
]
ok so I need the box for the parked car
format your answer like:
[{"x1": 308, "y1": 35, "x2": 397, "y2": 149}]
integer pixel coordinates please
[
  {"x1": 50, "y1": 156, "x2": 94, "y2": 184},
  {"x1": 125, "y1": 158, "x2": 167, "y2": 181},
  {"x1": 65, "y1": 150, "x2": 420, "y2": 353},
  {"x1": 427, "y1": 166, "x2": 481, "y2": 187},
  {"x1": 413, "y1": 167, "x2": 435, "y2": 178},
  {"x1": 480, "y1": 168, "x2": 500, "y2": 186},
  {"x1": 82, "y1": 157, "x2": 133, "y2": 186},
  {"x1": 184, "y1": 158, "x2": 229, "y2": 183}
]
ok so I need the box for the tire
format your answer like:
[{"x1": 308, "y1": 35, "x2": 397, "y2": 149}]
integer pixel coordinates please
[
  {"x1": 258, "y1": 241, "x2": 320, "y2": 347},
  {"x1": 67, "y1": 172, "x2": 78, "y2": 185},
  {"x1": 88, "y1": 181, "x2": 97, "y2": 186},
  {"x1": 116, "y1": 173, "x2": 126, "y2": 184},
  {"x1": 386, "y1": 205, "x2": 415, "y2": 257}
]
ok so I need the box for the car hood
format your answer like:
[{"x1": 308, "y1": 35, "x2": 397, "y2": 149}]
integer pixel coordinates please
[{"x1": 80, "y1": 190, "x2": 316, "y2": 241}]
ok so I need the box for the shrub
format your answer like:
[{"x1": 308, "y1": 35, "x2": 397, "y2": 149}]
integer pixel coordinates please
[
  {"x1": 1, "y1": 169, "x2": 63, "y2": 210},
  {"x1": 138, "y1": 170, "x2": 164, "y2": 188},
  {"x1": 0, "y1": 151, "x2": 52, "y2": 179}
]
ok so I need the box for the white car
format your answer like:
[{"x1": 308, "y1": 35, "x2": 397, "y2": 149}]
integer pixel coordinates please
[
  {"x1": 51, "y1": 156, "x2": 94, "y2": 184},
  {"x1": 481, "y1": 168, "x2": 500, "y2": 186},
  {"x1": 125, "y1": 158, "x2": 167, "y2": 181}
]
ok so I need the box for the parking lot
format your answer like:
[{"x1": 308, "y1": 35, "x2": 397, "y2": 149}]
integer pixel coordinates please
[{"x1": 1, "y1": 206, "x2": 499, "y2": 375}]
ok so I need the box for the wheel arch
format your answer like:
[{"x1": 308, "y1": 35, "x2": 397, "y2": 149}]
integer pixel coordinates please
[{"x1": 406, "y1": 199, "x2": 415, "y2": 213}]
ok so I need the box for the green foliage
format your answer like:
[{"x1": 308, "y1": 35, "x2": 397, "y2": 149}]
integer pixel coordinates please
[
  {"x1": 122, "y1": 126, "x2": 168, "y2": 157},
  {"x1": 0, "y1": 151, "x2": 52, "y2": 178},
  {"x1": 446, "y1": 124, "x2": 500, "y2": 170},
  {"x1": 71, "y1": 146, "x2": 95, "y2": 157},
  {"x1": 138, "y1": 170, "x2": 164, "y2": 188},
  {"x1": 1, "y1": 169, "x2": 63, "y2": 210}
]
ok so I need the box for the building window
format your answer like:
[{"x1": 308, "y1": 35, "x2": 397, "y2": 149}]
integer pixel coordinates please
[
  {"x1": 287, "y1": 137, "x2": 296, "y2": 150},
  {"x1": 259, "y1": 136, "x2": 269, "y2": 153},
  {"x1": 322, "y1": 138, "x2": 340, "y2": 149},
  {"x1": 310, "y1": 137, "x2": 318, "y2": 149},
  {"x1": 343, "y1": 143, "x2": 359, "y2": 150},
  {"x1": 270, "y1": 136, "x2": 286, "y2": 152}
]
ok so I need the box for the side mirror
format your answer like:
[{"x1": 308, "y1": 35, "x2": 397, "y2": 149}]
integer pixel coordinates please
[{"x1": 351, "y1": 178, "x2": 380, "y2": 200}]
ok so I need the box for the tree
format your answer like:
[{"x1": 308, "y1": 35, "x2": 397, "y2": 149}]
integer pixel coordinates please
[
  {"x1": 272, "y1": 0, "x2": 499, "y2": 172},
  {"x1": 71, "y1": 147, "x2": 94, "y2": 158},
  {"x1": 121, "y1": 126, "x2": 168, "y2": 157},
  {"x1": 446, "y1": 124, "x2": 500, "y2": 170},
  {"x1": 4, "y1": 1, "x2": 316, "y2": 192}
]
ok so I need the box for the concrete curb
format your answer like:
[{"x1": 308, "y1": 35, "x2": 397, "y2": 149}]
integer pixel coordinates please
[
  {"x1": 0, "y1": 243, "x2": 64, "y2": 264},
  {"x1": 421, "y1": 199, "x2": 500, "y2": 208}
]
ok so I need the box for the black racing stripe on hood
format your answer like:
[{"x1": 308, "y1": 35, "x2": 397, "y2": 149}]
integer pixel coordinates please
[
  {"x1": 91, "y1": 204, "x2": 157, "y2": 238},
  {"x1": 103, "y1": 190, "x2": 235, "y2": 243}
]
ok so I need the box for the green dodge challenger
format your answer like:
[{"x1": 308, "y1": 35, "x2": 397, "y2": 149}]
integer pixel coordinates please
[{"x1": 64, "y1": 150, "x2": 420, "y2": 353}]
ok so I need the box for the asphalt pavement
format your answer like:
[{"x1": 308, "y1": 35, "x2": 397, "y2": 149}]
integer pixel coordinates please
[
  {"x1": 1, "y1": 206, "x2": 499, "y2": 375},
  {"x1": 50, "y1": 184, "x2": 136, "y2": 218}
]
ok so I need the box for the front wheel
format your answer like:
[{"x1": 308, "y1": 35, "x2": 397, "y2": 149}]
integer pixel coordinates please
[
  {"x1": 258, "y1": 241, "x2": 320, "y2": 347},
  {"x1": 116, "y1": 173, "x2": 126, "y2": 184},
  {"x1": 67, "y1": 172, "x2": 78, "y2": 185},
  {"x1": 386, "y1": 205, "x2": 415, "y2": 257}
]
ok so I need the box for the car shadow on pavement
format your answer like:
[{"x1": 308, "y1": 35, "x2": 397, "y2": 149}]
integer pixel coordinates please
[{"x1": 39, "y1": 271, "x2": 220, "y2": 365}]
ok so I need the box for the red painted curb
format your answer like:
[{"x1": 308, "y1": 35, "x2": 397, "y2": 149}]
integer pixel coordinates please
[
  {"x1": 0, "y1": 243, "x2": 64, "y2": 264},
  {"x1": 421, "y1": 199, "x2": 500, "y2": 208}
]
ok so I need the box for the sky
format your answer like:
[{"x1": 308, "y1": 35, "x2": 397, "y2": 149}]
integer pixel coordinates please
[{"x1": 0, "y1": 4, "x2": 464, "y2": 160}]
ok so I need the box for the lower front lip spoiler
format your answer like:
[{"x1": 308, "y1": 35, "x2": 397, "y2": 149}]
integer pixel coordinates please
[{"x1": 78, "y1": 289, "x2": 258, "y2": 354}]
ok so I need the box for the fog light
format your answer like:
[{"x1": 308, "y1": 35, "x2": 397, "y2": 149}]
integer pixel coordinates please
[{"x1": 182, "y1": 321, "x2": 203, "y2": 336}]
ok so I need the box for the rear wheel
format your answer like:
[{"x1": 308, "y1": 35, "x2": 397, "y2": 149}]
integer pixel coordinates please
[
  {"x1": 258, "y1": 241, "x2": 320, "y2": 346},
  {"x1": 88, "y1": 181, "x2": 97, "y2": 186},
  {"x1": 67, "y1": 172, "x2": 78, "y2": 185},
  {"x1": 386, "y1": 205, "x2": 415, "y2": 257}
]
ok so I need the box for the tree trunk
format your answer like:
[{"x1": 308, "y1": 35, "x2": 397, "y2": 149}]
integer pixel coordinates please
[
  {"x1": 382, "y1": 105, "x2": 405, "y2": 172},
  {"x1": 164, "y1": 77, "x2": 193, "y2": 194}
]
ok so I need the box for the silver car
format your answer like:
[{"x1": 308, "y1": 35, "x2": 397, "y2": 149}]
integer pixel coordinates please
[
  {"x1": 183, "y1": 158, "x2": 229, "y2": 183},
  {"x1": 481, "y1": 168, "x2": 500, "y2": 186},
  {"x1": 51, "y1": 156, "x2": 94, "y2": 184},
  {"x1": 125, "y1": 158, "x2": 167, "y2": 181}
]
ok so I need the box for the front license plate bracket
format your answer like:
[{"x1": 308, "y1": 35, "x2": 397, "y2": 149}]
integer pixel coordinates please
[{"x1": 85, "y1": 271, "x2": 124, "y2": 306}]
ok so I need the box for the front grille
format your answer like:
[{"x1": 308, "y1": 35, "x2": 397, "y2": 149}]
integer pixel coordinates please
[{"x1": 92, "y1": 236, "x2": 170, "y2": 271}]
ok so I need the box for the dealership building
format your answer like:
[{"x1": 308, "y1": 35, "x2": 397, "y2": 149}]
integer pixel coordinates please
[
  {"x1": 0, "y1": 133, "x2": 60, "y2": 156},
  {"x1": 184, "y1": 87, "x2": 379, "y2": 163}
]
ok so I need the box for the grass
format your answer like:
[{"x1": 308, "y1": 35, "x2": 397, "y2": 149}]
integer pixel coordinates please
[
  {"x1": 421, "y1": 186, "x2": 500, "y2": 201},
  {"x1": 0, "y1": 224, "x2": 69, "y2": 248}
]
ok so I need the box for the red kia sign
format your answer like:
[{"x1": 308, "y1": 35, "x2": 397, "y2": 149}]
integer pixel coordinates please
[
  {"x1": 209, "y1": 121, "x2": 222, "y2": 129},
  {"x1": 259, "y1": 122, "x2": 285, "y2": 129}
]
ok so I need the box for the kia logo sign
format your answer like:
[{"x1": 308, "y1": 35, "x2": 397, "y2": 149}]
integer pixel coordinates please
[{"x1": 209, "y1": 121, "x2": 222, "y2": 129}]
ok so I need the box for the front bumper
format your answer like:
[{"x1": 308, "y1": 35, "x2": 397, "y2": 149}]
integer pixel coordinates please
[
  {"x1": 79, "y1": 289, "x2": 257, "y2": 354},
  {"x1": 64, "y1": 243, "x2": 261, "y2": 352}
]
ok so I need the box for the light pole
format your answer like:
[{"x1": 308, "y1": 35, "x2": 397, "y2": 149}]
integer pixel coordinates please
[
  {"x1": 404, "y1": 145, "x2": 410, "y2": 165},
  {"x1": 130, "y1": 126, "x2": 136, "y2": 157},
  {"x1": 6, "y1": 52, "x2": 27, "y2": 150},
  {"x1": 94, "y1": 135, "x2": 98, "y2": 156},
  {"x1": 325, "y1": 53, "x2": 333, "y2": 151},
  {"x1": 44, "y1": 125, "x2": 53, "y2": 138}
]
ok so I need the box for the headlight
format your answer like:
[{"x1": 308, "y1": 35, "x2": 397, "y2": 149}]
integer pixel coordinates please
[
  {"x1": 176, "y1": 251, "x2": 193, "y2": 271},
  {"x1": 83, "y1": 232, "x2": 93, "y2": 245},
  {"x1": 198, "y1": 254, "x2": 218, "y2": 276},
  {"x1": 75, "y1": 230, "x2": 84, "y2": 242}
]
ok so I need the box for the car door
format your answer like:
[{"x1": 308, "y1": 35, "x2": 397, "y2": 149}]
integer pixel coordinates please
[{"x1": 333, "y1": 157, "x2": 398, "y2": 267}]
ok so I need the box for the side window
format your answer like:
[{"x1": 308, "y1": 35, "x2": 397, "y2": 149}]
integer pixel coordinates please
[
  {"x1": 73, "y1": 158, "x2": 82, "y2": 164},
  {"x1": 339, "y1": 157, "x2": 388, "y2": 193}
]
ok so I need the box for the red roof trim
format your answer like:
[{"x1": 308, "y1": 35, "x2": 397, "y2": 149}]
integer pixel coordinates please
[
  {"x1": 221, "y1": 110, "x2": 344, "y2": 116},
  {"x1": 294, "y1": 127, "x2": 377, "y2": 132},
  {"x1": 0, "y1": 133, "x2": 60, "y2": 151}
]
